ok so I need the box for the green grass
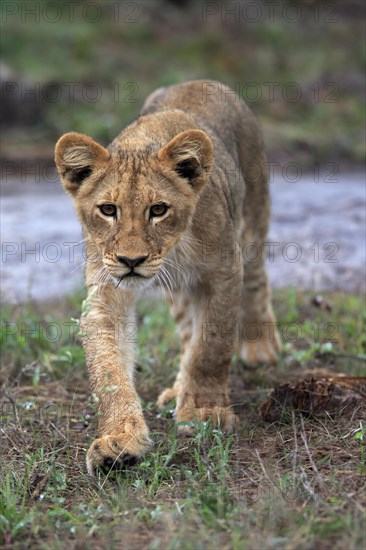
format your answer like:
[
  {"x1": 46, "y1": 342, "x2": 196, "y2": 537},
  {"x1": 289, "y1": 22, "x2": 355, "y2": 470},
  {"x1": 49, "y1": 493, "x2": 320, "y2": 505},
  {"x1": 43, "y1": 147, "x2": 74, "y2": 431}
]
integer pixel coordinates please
[{"x1": 0, "y1": 288, "x2": 365, "y2": 548}]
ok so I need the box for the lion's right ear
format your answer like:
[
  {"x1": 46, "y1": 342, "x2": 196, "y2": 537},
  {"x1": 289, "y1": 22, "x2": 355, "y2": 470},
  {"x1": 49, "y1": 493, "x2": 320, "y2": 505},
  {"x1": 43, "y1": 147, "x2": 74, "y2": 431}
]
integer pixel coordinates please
[{"x1": 54, "y1": 132, "x2": 110, "y2": 196}]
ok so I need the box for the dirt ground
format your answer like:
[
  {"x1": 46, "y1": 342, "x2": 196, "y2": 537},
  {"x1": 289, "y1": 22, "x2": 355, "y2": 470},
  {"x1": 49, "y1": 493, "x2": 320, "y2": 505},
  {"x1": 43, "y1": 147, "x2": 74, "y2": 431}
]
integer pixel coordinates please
[{"x1": 1, "y1": 291, "x2": 365, "y2": 548}]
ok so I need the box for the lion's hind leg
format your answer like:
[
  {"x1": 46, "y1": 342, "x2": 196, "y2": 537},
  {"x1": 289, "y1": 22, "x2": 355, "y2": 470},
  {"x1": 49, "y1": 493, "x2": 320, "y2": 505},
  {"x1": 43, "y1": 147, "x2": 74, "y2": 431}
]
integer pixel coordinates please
[
  {"x1": 238, "y1": 258, "x2": 281, "y2": 366},
  {"x1": 157, "y1": 292, "x2": 193, "y2": 408}
]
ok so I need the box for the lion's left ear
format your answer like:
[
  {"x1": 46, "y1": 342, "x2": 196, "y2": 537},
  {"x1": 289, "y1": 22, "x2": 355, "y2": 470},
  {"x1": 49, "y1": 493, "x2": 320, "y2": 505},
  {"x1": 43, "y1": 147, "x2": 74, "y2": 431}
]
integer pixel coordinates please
[{"x1": 158, "y1": 129, "x2": 213, "y2": 191}]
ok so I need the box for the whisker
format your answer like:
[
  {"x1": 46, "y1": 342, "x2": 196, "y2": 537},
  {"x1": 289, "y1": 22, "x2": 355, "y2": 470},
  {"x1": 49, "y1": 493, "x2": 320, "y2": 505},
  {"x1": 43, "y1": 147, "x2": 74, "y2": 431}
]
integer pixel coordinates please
[
  {"x1": 157, "y1": 268, "x2": 173, "y2": 301},
  {"x1": 70, "y1": 258, "x2": 88, "y2": 273},
  {"x1": 163, "y1": 257, "x2": 189, "y2": 287},
  {"x1": 155, "y1": 272, "x2": 166, "y2": 298}
]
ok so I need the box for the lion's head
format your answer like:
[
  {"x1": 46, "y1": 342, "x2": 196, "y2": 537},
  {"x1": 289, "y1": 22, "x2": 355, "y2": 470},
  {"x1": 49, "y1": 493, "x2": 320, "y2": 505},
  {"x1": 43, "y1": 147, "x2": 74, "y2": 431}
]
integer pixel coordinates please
[{"x1": 55, "y1": 126, "x2": 213, "y2": 289}]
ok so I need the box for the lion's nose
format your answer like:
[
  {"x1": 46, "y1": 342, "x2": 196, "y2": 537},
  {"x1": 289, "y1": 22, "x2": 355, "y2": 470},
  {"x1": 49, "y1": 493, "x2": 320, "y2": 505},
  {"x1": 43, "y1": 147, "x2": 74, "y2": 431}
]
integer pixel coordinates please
[{"x1": 117, "y1": 255, "x2": 148, "y2": 269}]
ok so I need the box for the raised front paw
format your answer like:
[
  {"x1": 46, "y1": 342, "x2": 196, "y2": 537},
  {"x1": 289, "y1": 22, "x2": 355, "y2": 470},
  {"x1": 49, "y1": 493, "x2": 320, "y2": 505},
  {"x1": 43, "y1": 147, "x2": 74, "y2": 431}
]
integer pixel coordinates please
[
  {"x1": 175, "y1": 402, "x2": 238, "y2": 434},
  {"x1": 86, "y1": 425, "x2": 151, "y2": 476}
]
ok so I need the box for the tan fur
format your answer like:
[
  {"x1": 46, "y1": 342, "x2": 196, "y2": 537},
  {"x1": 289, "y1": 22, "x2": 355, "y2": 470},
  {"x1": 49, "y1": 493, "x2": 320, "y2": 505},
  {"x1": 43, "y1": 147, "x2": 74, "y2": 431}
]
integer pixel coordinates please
[{"x1": 55, "y1": 80, "x2": 281, "y2": 475}]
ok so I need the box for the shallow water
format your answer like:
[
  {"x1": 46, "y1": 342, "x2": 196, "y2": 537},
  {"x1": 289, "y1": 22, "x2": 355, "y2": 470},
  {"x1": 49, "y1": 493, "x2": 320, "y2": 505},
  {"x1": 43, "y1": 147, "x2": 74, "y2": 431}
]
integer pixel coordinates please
[{"x1": 1, "y1": 172, "x2": 365, "y2": 303}]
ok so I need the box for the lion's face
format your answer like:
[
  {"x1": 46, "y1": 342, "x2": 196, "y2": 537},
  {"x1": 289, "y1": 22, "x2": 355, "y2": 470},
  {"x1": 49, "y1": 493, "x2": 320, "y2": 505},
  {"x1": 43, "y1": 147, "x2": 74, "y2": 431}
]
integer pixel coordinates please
[
  {"x1": 74, "y1": 159, "x2": 199, "y2": 289},
  {"x1": 55, "y1": 130, "x2": 213, "y2": 289}
]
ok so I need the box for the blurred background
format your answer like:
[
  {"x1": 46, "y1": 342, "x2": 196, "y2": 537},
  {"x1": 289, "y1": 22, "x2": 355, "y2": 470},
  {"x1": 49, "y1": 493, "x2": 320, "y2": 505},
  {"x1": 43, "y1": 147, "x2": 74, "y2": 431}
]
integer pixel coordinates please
[
  {"x1": 2, "y1": 0, "x2": 365, "y2": 167},
  {"x1": 1, "y1": 0, "x2": 365, "y2": 301}
]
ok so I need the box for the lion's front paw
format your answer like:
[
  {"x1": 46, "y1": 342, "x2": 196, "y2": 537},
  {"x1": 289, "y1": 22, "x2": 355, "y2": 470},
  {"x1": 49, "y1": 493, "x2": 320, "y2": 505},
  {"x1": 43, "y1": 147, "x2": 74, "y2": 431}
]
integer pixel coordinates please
[
  {"x1": 175, "y1": 404, "x2": 238, "y2": 434},
  {"x1": 86, "y1": 429, "x2": 151, "y2": 476}
]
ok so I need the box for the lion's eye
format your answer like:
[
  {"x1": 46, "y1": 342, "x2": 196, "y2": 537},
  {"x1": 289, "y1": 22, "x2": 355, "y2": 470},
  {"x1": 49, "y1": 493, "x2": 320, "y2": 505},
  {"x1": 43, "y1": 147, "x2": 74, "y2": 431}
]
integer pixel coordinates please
[
  {"x1": 99, "y1": 204, "x2": 117, "y2": 217},
  {"x1": 150, "y1": 203, "x2": 168, "y2": 218}
]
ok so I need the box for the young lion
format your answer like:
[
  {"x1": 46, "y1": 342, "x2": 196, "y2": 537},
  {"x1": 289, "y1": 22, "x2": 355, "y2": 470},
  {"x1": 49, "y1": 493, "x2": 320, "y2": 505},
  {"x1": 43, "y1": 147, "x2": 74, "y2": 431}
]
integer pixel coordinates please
[{"x1": 55, "y1": 80, "x2": 281, "y2": 475}]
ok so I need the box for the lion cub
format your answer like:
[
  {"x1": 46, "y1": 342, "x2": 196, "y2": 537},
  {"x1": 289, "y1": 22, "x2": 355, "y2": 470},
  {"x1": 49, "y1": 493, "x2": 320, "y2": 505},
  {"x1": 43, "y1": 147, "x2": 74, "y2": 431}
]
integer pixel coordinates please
[{"x1": 55, "y1": 80, "x2": 281, "y2": 475}]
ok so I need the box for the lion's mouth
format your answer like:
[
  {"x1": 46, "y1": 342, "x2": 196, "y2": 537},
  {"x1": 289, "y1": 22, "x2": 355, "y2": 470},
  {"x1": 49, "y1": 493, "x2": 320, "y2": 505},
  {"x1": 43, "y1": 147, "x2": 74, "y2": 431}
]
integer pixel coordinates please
[
  {"x1": 124, "y1": 271, "x2": 140, "y2": 278},
  {"x1": 116, "y1": 271, "x2": 142, "y2": 285},
  {"x1": 114, "y1": 269, "x2": 151, "y2": 287},
  {"x1": 114, "y1": 268, "x2": 146, "y2": 280}
]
